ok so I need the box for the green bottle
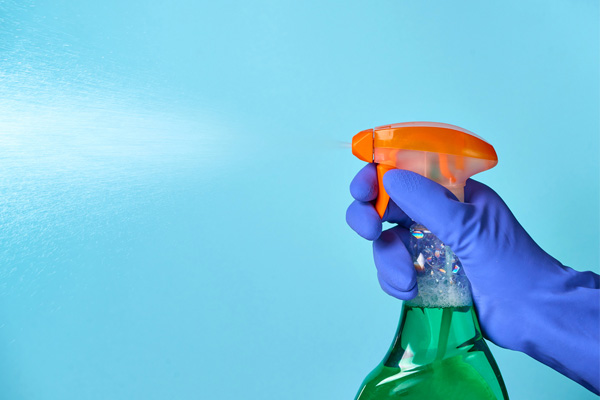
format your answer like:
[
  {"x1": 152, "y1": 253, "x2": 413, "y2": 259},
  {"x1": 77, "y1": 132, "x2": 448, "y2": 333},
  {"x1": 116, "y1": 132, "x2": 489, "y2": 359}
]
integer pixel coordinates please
[
  {"x1": 351, "y1": 122, "x2": 508, "y2": 399},
  {"x1": 354, "y1": 225, "x2": 509, "y2": 400}
]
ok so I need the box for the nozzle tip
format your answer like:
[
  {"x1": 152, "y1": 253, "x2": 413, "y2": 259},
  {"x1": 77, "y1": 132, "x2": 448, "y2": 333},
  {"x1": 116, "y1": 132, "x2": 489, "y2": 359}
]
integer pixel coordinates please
[{"x1": 352, "y1": 129, "x2": 373, "y2": 162}]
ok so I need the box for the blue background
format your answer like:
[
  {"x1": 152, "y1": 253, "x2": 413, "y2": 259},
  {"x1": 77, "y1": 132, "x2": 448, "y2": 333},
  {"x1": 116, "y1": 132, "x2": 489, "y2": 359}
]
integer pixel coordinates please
[{"x1": 0, "y1": 0, "x2": 598, "y2": 399}]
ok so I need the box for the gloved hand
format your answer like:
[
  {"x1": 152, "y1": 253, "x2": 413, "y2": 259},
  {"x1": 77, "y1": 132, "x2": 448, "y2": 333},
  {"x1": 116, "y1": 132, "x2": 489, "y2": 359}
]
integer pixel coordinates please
[{"x1": 346, "y1": 163, "x2": 600, "y2": 394}]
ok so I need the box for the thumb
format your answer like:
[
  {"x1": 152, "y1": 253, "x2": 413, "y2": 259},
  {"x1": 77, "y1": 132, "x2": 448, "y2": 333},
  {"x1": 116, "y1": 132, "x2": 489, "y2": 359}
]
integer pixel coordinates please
[{"x1": 382, "y1": 169, "x2": 476, "y2": 255}]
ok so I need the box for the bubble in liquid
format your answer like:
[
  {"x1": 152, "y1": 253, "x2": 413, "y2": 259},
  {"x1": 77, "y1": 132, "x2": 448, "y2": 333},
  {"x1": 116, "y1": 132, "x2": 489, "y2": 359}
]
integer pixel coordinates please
[
  {"x1": 414, "y1": 253, "x2": 426, "y2": 272},
  {"x1": 412, "y1": 230, "x2": 424, "y2": 239}
]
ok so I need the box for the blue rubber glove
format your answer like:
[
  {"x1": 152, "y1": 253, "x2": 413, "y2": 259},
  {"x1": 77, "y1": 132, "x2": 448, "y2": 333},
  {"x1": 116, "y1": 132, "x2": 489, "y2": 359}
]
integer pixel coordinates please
[{"x1": 346, "y1": 163, "x2": 600, "y2": 394}]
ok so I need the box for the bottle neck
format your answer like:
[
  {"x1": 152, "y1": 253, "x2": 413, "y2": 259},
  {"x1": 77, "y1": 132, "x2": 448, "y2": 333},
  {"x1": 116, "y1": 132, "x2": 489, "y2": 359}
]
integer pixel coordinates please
[
  {"x1": 445, "y1": 184, "x2": 464, "y2": 202},
  {"x1": 409, "y1": 223, "x2": 473, "y2": 308},
  {"x1": 383, "y1": 304, "x2": 483, "y2": 369}
]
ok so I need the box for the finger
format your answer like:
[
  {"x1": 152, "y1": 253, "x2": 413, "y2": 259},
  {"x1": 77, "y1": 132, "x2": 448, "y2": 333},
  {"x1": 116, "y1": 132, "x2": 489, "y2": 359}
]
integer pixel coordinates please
[
  {"x1": 350, "y1": 163, "x2": 378, "y2": 202},
  {"x1": 346, "y1": 196, "x2": 413, "y2": 238},
  {"x1": 346, "y1": 200, "x2": 382, "y2": 240},
  {"x1": 378, "y1": 274, "x2": 418, "y2": 300},
  {"x1": 373, "y1": 226, "x2": 417, "y2": 300},
  {"x1": 382, "y1": 169, "x2": 474, "y2": 251},
  {"x1": 383, "y1": 200, "x2": 414, "y2": 229},
  {"x1": 464, "y1": 178, "x2": 504, "y2": 209}
]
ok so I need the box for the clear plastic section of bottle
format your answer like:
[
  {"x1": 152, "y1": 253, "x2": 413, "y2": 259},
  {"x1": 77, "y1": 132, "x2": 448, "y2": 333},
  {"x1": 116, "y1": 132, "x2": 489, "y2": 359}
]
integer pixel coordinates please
[
  {"x1": 354, "y1": 223, "x2": 509, "y2": 400},
  {"x1": 407, "y1": 223, "x2": 472, "y2": 308}
]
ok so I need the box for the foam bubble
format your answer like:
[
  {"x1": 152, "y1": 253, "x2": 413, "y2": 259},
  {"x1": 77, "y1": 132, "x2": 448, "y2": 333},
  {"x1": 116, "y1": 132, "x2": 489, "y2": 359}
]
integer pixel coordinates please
[
  {"x1": 407, "y1": 273, "x2": 472, "y2": 308},
  {"x1": 408, "y1": 224, "x2": 473, "y2": 308}
]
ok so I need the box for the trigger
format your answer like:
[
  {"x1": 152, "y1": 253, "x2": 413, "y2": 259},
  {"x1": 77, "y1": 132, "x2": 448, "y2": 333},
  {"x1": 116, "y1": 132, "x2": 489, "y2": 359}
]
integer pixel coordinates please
[{"x1": 375, "y1": 164, "x2": 395, "y2": 219}]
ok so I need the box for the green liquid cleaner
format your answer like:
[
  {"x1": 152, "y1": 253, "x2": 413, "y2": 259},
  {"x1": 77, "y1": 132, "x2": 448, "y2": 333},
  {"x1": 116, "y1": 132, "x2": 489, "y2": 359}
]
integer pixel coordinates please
[{"x1": 355, "y1": 305, "x2": 508, "y2": 399}]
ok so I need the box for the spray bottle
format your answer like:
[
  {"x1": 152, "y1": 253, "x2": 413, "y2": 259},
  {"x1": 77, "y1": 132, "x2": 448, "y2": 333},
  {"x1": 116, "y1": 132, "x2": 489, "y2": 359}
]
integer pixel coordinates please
[{"x1": 352, "y1": 122, "x2": 509, "y2": 400}]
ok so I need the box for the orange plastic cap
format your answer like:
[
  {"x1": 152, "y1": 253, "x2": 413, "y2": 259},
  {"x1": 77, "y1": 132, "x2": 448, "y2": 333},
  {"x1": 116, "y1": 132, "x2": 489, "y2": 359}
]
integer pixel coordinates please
[
  {"x1": 373, "y1": 122, "x2": 497, "y2": 161},
  {"x1": 352, "y1": 129, "x2": 374, "y2": 162},
  {"x1": 351, "y1": 122, "x2": 498, "y2": 215}
]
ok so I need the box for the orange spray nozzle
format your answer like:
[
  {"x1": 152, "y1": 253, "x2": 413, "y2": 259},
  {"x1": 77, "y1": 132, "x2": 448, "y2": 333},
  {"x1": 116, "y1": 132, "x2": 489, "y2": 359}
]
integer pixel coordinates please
[
  {"x1": 351, "y1": 122, "x2": 498, "y2": 218},
  {"x1": 352, "y1": 129, "x2": 374, "y2": 162}
]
